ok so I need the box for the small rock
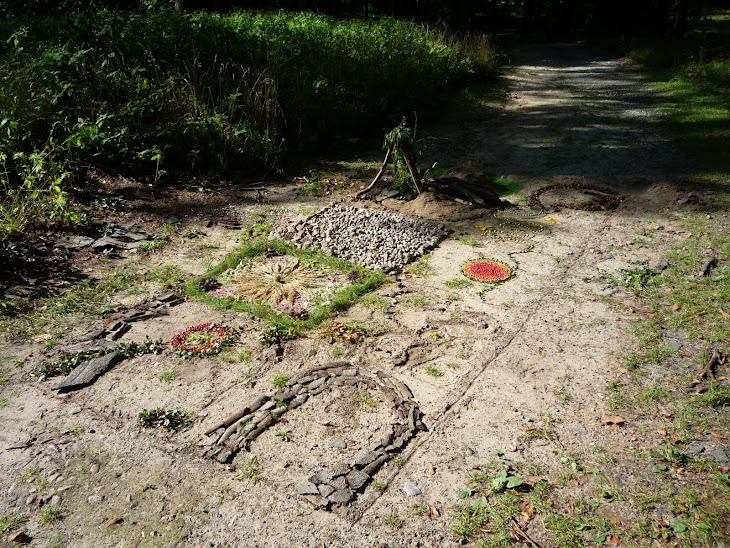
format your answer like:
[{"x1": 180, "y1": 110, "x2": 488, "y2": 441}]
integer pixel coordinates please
[
  {"x1": 68, "y1": 406, "x2": 82, "y2": 415},
  {"x1": 310, "y1": 469, "x2": 334, "y2": 485},
  {"x1": 318, "y1": 484, "x2": 335, "y2": 498},
  {"x1": 88, "y1": 495, "x2": 105, "y2": 504},
  {"x1": 403, "y1": 481, "x2": 421, "y2": 497},
  {"x1": 301, "y1": 494, "x2": 330, "y2": 510},
  {"x1": 346, "y1": 470, "x2": 370, "y2": 490},
  {"x1": 327, "y1": 488, "x2": 353, "y2": 505},
  {"x1": 296, "y1": 482, "x2": 319, "y2": 496},
  {"x1": 685, "y1": 443, "x2": 706, "y2": 456},
  {"x1": 705, "y1": 449, "x2": 730, "y2": 466},
  {"x1": 569, "y1": 424, "x2": 588, "y2": 436},
  {"x1": 354, "y1": 449, "x2": 381, "y2": 468},
  {"x1": 50, "y1": 495, "x2": 62, "y2": 505},
  {"x1": 328, "y1": 476, "x2": 347, "y2": 491},
  {"x1": 328, "y1": 438, "x2": 347, "y2": 450},
  {"x1": 90, "y1": 463, "x2": 100, "y2": 474}
]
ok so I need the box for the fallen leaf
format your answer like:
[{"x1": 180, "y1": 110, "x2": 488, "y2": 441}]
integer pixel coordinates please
[
  {"x1": 587, "y1": 295, "x2": 597, "y2": 301},
  {"x1": 609, "y1": 534, "x2": 620, "y2": 545},
  {"x1": 720, "y1": 309, "x2": 728, "y2": 317},
  {"x1": 672, "y1": 304, "x2": 681, "y2": 311},
  {"x1": 676, "y1": 467, "x2": 684, "y2": 474},
  {"x1": 520, "y1": 502, "x2": 536, "y2": 520},
  {"x1": 671, "y1": 435, "x2": 681, "y2": 445},
  {"x1": 720, "y1": 466, "x2": 730, "y2": 474},
  {"x1": 698, "y1": 334, "x2": 704, "y2": 339},
  {"x1": 709, "y1": 430, "x2": 728, "y2": 441},
  {"x1": 32, "y1": 333, "x2": 53, "y2": 343},
  {"x1": 544, "y1": 217, "x2": 558, "y2": 223},
  {"x1": 651, "y1": 407, "x2": 658, "y2": 420},
  {"x1": 610, "y1": 518, "x2": 622, "y2": 527},
  {"x1": 7, "y1": 531, "x2": 32, "y2": 544},
  {"x1": 653, "y1": 518, "x2": 669, "y2": 527},
  {"x1": 718, "y1": 376, "x2": 726, "y2": 381},
  {"x1": 657, "y1": 428, "x2": 667, "y2": 436},
  {"x1": 428, "y1": 464, "x2": 436, "y2": 475},
  {"x1": 429, "y1": 505, "x2": 440, "y2": 518},
  {"x1": 104, "y1": 517, "x2": 124, "y2": 527},
  {"x1": 601, "y1": 415, "x2": 626, "y2": 426}
]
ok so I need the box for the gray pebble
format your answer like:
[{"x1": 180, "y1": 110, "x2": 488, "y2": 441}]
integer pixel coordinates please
[
  {"x1": 328, "y1": 438, "x2": 348, "y2": 450},
  {"x1": 403, "y1": 481, "x2": 421, "y2": 497}
]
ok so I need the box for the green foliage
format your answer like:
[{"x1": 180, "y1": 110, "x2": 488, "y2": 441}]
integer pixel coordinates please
[
  {"x1": 37, "y1": 337, "x2": 164, "y2": 380},
  {"x1": 137, "y1": 408, "x2": 191, "y2": 430},
  {"x1": 0, "y1": 513, "x2": 25, "y2": 534}
]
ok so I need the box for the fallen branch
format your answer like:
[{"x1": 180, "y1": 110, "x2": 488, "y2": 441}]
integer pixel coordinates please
[
  {"x1": 699, "y1": 347, "x2": 726, "y2": 381},
  {"x1": 508, "y1": 518, "x2": 542, "y2": 548},
  {"x1": 355, "y1": 144, "x2": 394, "y2": 199},
  {"x1": 203, "y1": 394, "x2": 269, "y2": 436}
]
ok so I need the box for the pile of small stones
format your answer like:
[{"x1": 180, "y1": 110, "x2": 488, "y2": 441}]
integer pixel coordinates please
[
  {"x1": 199, "y1": 362, "x2": 425, "y2": 509},
  {"x1": 269, "y1": 203, "x2": 447, "y2": 272}
]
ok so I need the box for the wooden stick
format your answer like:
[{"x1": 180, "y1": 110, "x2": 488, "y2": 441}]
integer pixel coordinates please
[
  {"x1": 355, "y1": 145, "x2": 394, "y2": 199},
  {"x1": 700, "y1": 347, "x2": 721, "y2": 380},
  {"x1": 508, "y1": 518, "x2": 542, "y2": 548},
  {"x1": 203, "y1": 394, "x2": 269, "y2": 435},
  {"x1": 400, "y1": 146, "x2": 425, "y2": 195}
]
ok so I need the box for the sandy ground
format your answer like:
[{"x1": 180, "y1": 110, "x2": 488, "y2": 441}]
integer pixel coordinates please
[{"x1": 0, "y1": 44, "x2": 719, "y2": 547}]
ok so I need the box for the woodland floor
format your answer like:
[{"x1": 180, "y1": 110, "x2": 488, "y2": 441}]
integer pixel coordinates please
[{"x1": 1, "y1": 44, "x2": 728, "y2": 547}]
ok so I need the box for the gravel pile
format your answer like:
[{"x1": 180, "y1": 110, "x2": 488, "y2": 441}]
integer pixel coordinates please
[{"x1": 270, "y1": 203, "x2": 447, "y2": 271}]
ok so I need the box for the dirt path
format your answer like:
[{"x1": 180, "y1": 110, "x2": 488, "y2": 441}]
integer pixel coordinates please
[{"x1": 0, "y1": 45, "x2": 714, "y2": 547}]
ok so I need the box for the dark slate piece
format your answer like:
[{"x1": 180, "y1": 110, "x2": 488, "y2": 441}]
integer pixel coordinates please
[
  {"x1": 54, "y1": 352, "x2": 121, "y2": 392},
  {"x1": 328, "y1": 488, "x2": 353, "y2": 505},
  {"x1": 346, "y1": 470, "x2": 370, "y2": 490}
]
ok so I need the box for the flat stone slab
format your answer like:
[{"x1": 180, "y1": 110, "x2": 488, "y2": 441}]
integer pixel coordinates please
[
  {"x1": 54, "y1": 352, "x2": 121, "y2": 392},
  {"x1": 346, "y1": 470, "x2": 370, "y2": 490},
  {"x1": 55, "y1": 235, "x2": 94, "y2": 250},
  {"x1": 296, "y1": 482, "x2": 319, "y2": 496},
  {"x1": 354, "y1": 449, "x2": 381, "y2": 468},
  {"x1": 327, "y1": 488, "x2": 353, "y2": 505}
]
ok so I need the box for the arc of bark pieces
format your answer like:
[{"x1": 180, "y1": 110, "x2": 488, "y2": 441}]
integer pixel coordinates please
[{"x1": 198, "y1": 362, "x2": 425, "y2": 507}]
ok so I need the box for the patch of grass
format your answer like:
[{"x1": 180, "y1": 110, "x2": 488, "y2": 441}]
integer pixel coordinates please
[
  {"x1": 156, "y1": 370, "x2": 179, "y2": 383},
  {"x1": 330, "y1": 347, "x2": 343, "y2": 358},
  {"x1": 38, "y1": 505, "x2": 62, "y2": 525},
  {"x1": 403, "y1": 255, "x2": 435, "y2": 277},
  {"x1": 454, "y1": 233, "x2": 481, "y2": 247},
  {"x1": 359, "y1": 293, "x2": 390, "y2": 311},
  {"x1": 237, "y1": 348, "x2": 253, "y2": 362},
  {"x1": 0, "y1": 514, "x2": 25, "y2": 535},
  {"x1": 136, "y1": 239, "x2": 165, "y2": 255},
  {"x1": 402, "y1": 297, "x2": 427, "y2": 308},
  {"x1": 0, "y1": 269, "x2": 138, "y2": 341},
  {"x1": 424, "y1": 365, "x2": 444, "y2": 377},
  {"x1": 485, "y1": 173, "x2": 523, "y2": 197},
  {"x1": 270, "y1": 374, "x2": 290, "y2": 388},
  {"x1": 383, "y1": 508, "x2": 403, "y2": 528},
  {"x1": 445, "y1": 278, "x2": 473, "y2": 290},
  {"x1": 355, "y1": 391, "x2": 378, "y2": 408},
  {"x1": 188, "y1": 238, "x2": 386, "y2": 340},
  {"x1": 233, "y1": 456, "x2": 260, "y2": 484}
]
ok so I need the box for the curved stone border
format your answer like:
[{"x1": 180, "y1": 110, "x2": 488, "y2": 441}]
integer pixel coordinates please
[
  {"x1": 198, "y1": 362, "x2": 425, "y2": 509},
  {"x1": 529, "y1": 183, "x2": 624, "y2": 211}
]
